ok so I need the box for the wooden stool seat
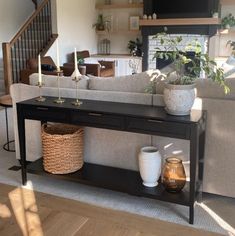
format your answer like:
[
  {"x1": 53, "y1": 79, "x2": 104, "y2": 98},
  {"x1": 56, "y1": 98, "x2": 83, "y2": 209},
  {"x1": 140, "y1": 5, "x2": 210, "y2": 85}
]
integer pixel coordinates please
[
  {"x1": 0, "y1": 95, "x2": 13, "y2": 108},
  {"x1": 0, "y1": 94, "x2": 15, "y2": 152}
]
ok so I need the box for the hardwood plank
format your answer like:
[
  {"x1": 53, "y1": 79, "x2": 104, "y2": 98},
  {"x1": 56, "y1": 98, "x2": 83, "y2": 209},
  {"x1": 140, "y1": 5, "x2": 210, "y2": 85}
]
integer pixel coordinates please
[
  {"x1": 0, "y1": 183, "x2": 222, "y2": 236},
  {"x1": 75, "y1": 219, "x2": 140, "y2": 236},
  {"x1": 42, "y1": 212, "x2": 88, "y2": 236}
]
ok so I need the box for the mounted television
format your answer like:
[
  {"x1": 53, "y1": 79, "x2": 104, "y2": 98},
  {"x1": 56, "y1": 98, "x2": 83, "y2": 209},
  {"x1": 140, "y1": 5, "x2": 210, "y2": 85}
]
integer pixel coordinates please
[{"x1": 144, "y1": 0, "x2": 219, "y2": 18}]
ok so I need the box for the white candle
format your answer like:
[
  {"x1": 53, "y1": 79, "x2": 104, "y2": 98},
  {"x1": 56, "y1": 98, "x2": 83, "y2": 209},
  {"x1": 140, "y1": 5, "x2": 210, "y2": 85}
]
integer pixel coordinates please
[
  {"x1": 56, "y1": 40, "x2": 60, "y2": 71},
  {"x1": 74, "y1": 48, "x2": 82, "y2": 78},
  {"x1": 38, "y1": 54, "x2": 42, "y2": 84}
]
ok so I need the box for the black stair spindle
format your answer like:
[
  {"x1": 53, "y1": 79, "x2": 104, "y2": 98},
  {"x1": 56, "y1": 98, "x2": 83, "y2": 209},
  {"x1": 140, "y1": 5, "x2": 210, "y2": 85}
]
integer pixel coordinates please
[
  {"x1": 42, "y1": 7, "x2": 46, "y2": 45},
  {"x1": 33, "y1": 19, "x2": 37, "y2": 57},
  {"x1": 19, "y1": 37, "x2": 23, "y2": 81},
  {"x1": 11, "y1": 47, "x2": 15, "y2": 84},
  {"x1": 27, "y1": 27, "x2": 32, "y2": 60},
  {"x1": 46, "y1": 1, "x2": 50, "y2": 40},
  {"x1": 15, "y1": 41, "x2": 19, "y2": 83},
  {"x1": 22, "y1": 31, "x2": 27, "y2": 69},
  {"x1": 40, "y1": 11, "x2": 44, "y2": 51},
  {"x1": 35, "y1": 17, "x2": 39, "y2": 56},
  {"x1": 48, "y1": 0, "x2": 52, "y2": 37}
]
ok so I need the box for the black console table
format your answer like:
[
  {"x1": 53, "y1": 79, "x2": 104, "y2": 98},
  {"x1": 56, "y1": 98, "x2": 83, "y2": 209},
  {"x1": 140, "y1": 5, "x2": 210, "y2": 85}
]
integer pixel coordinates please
[{"x1": 17, "y1": 96, "x2": 206, "y2": 224}]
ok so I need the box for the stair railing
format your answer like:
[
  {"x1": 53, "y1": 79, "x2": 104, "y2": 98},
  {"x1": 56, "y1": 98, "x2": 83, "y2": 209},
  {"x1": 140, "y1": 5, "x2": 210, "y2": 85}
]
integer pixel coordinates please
[{"x1": 2, "y1": 0, "x2": 56, "y2": 94}]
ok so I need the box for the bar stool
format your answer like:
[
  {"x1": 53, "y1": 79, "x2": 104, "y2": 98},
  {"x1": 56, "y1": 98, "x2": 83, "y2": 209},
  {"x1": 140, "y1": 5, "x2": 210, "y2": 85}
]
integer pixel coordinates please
[{"x1": 0, "y1": 95, "x2": 15, "y2": 152}]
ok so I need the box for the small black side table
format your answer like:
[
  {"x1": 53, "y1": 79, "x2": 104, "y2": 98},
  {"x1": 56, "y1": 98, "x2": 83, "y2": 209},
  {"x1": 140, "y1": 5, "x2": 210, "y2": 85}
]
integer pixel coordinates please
[{"x1": 0, "y1": 95, "x2": 15, "y2": 152}]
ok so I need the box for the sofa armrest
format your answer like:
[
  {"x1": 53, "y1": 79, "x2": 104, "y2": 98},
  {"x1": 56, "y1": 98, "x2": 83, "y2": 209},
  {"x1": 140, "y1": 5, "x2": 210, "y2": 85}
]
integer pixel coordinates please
[
  {"x1": 20, "y1": 69, "x2": 58, "y2": 84},
  {"x1": 20, "y1": 69, "x2": 38, "y2": 84}
]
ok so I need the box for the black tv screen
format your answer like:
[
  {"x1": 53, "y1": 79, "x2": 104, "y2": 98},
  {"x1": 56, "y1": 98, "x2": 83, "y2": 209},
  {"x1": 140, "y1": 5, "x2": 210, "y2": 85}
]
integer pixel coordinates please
[{"x1": 144, "y1": 0, "x2": 218, "y2": 18}]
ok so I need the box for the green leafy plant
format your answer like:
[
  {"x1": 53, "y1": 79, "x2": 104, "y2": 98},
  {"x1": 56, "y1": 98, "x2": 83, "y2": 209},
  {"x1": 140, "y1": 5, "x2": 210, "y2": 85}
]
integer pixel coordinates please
[
  {"x1": 127, "y1": 38, "x2": 143, "y2": 57},
  {"x1": 77, "y1": 55, "x2": 85, "y2": 65},
  {"x1": 222, "y1": 13, "x2": 235, "y2": 29},
  {"x1": 152, "y1": 32, "x2": 229, "y2": 93},
  {"x1": 93, "y1": 14, "x2": 105, "y2": 31},
  {"x1": 227, "y1": 40, "x2": 235, "y2": 55}
]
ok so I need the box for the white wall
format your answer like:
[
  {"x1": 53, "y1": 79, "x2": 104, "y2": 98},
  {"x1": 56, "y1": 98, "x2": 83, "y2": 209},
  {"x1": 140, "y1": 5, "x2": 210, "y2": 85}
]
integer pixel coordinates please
[
  {"x1": 96, "y1": 0, "x2": 143, "y2": 54},
  {"x1": 47, "y1": 0, "x2": 97, "y2": 65},
  {"x1": 209, "y1": 3, "x2": 235, "y2": 58},
  {"x1": 0, "y1": 0, "x2": 34, "y2": 58}
]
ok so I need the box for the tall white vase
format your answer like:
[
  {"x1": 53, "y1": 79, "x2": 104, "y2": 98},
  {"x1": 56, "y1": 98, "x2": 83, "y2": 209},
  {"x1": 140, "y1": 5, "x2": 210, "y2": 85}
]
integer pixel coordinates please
[{"x1": 138, "y1": 146, "x2": 162, "y2": 187}]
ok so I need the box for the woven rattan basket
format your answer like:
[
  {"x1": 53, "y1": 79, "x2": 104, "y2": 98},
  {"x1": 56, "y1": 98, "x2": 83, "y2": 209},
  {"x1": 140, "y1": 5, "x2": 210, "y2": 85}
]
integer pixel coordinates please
[{"x1": 41, "y1": 123, "x2": 84, "y2": 174}]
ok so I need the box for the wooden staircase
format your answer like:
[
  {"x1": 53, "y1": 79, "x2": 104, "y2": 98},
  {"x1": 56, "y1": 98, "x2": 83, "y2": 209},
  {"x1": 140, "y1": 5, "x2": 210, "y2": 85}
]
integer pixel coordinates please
[{"x1": 2, "y1": 0, "x2": 58, "y2": 94}]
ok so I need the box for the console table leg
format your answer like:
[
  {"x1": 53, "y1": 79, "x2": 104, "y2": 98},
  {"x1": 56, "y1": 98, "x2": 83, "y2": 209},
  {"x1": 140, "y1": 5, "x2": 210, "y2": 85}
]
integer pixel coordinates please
[
  {"x1": 17, "y1": 105, "x2": 27, "y2": 186},
  {"x1": 189, "y1": 124, "x2": 199, "y2": 225},
  {"x1": 189, "y1": 205, "x2": 194, "y2": 224}
]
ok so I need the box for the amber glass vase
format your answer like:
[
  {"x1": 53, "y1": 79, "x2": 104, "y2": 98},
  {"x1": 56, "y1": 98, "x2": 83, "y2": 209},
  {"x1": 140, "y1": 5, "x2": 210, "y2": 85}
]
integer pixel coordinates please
[{"x1": 162, "y1": 157, "x2": 186, "y2": 193}]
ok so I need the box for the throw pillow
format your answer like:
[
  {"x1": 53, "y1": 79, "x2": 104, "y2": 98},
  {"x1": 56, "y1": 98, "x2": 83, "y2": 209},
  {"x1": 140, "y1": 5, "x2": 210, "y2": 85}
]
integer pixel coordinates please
[{"x1": 41, "y1": 64, "x2": 56, "y2": 71}]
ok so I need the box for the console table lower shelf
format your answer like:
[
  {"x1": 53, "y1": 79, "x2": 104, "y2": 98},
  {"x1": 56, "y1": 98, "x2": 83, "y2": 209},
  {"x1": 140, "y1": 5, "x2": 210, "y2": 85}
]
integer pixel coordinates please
[{"x1": 27, "y1": 158, "x2": 191, "y2": 206}]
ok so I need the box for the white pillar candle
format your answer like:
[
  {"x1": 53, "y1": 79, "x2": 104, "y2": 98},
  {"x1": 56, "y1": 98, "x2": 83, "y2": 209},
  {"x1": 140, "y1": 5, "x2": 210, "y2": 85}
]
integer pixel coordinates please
[
  {"x1": 56, "y1": 40, "x2": 60, "y2": 71},
  {"x1": 38, "y1": 54, "x2": 42, "y2": 84},
  {"x1": 74, "y1": 48, "x2": 81, "y2": 78}
]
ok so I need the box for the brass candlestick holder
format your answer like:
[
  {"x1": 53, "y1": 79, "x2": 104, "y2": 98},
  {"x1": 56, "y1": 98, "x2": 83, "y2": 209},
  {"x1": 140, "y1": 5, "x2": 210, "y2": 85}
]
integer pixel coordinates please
[
  {"x1": 54, "y1": 69, "x2": 65, "y2": 104},
  {"x1": 72, "y1": 76, "x2": 82, "y2": 106},
  {"x1": 36, "y1": 82, "x2": 46, "y2": 102}
]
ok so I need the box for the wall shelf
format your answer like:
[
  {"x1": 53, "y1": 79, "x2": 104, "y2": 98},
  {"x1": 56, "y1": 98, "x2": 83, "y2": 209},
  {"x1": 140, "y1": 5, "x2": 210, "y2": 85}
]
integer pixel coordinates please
[
  {"x1": 221, "y1": 0, "x2": 235, "y2": 5},
  {"x1": 96, "y1": 30, "x2": 141, "y2": 35},
  {"x1": 95, "y1": 3, "x2": 143, "y2": 9},
  {"x1": 139, "y1": 18, "x2": 221, "y2": 26}
]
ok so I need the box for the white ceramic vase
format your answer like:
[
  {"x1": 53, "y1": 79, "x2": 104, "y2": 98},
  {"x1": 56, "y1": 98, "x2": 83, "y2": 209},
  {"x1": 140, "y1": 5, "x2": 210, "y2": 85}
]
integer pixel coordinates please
[{"x1": 138, "y1": 146, "x2": 162, "y2": 187}]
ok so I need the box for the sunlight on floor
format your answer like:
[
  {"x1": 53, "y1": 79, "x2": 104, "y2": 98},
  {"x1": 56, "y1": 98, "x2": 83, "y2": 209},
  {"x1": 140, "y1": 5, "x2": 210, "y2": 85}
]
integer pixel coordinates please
[
  {"x1": 8, "y1": 183, "x2": 43, "y2": 236},
  {"x1": 199, "y1": 202, "x2": 235, "y2": 236},
  {"x1": 0, "y1": 203, "x2": 11, "y2": 218}
]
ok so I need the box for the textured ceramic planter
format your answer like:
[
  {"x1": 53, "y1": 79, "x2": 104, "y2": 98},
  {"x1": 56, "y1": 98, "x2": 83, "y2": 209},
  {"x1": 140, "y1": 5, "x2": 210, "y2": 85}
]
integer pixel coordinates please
[
  {"x1": 138, "y1": 146, "x2": 162, "y2": 187},
  {"x1": 164, "y1": 83, "x2": 196, "y2": 116}
]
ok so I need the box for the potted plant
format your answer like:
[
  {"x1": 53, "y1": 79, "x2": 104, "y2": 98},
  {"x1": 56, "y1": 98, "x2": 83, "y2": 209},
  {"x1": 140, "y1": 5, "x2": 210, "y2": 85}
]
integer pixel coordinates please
[
  {"x1": 227, "y1": 40, "x2": 235, "y2": 55},
  {"x1": 151, "y1": 32, "x2": 229, "y2": 116},
  {"x1": 222, "y1": 13, "x2": 235, "y2": 29},
  {"x1": 93, "y1": 14, "x2": 105, "y2": 31},
  {"x1": 127, "y1": 38, "x2": 143, "y2": 57}
]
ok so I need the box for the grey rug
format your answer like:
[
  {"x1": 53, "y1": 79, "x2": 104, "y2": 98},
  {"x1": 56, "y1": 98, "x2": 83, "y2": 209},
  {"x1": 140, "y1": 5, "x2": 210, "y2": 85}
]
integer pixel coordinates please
[{"x1": 0, "y1": 109, "x2": 234, "y2": 236}]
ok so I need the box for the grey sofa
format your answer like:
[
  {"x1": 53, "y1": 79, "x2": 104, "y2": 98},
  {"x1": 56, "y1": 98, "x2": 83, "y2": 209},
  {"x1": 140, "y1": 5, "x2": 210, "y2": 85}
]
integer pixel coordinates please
[{"x1": 10, "y1": 71, "x2": 235, "y2": 198}]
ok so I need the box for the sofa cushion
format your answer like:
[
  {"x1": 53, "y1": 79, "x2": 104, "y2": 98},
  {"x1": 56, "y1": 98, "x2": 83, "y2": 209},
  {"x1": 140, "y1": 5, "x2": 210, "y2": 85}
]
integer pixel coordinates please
[
  {"x1": 88, "y1": 70, "x2": 161, "y2": 93},
  {"x1": 29, "y1": 73, "x2": 89, "y2": 90},
  {"x1": 196, "y1": 78, "x2": 235, "y2": 100},
  {"x1": 153, "y1": 77, "x2": 235, "y2": 100}
]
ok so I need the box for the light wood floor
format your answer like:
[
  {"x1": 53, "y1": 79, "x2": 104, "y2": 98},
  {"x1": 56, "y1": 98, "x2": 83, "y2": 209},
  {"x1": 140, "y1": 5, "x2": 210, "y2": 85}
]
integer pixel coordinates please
[{"x1": 0, "y1": 183, "x2": 222, "y2": 236}]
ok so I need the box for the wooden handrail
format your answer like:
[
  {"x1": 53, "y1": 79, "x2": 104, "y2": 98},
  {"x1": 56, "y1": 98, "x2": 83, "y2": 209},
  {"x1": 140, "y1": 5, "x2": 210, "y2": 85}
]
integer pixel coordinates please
[{"x1": 10, "y1": 0, "x2": 50, "y2": 45}]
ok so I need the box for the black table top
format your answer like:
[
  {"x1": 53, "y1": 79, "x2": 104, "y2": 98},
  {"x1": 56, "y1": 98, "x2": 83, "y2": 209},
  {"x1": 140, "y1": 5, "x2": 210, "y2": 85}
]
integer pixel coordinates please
[{"x1": 18, "y1": 96, "x2": 205, "y2": 124}]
